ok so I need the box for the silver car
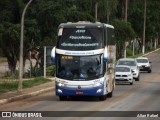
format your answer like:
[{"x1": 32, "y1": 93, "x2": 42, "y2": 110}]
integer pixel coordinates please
[
  {"x1": 117, "y1": 58, "x2": 140, "y2": 81},
  {"x1": 115, "y1": 65, "x2": 134, "y2": 85},
  {"x1": 136, "y1": 56, "x2": 152, "y2": 73}
]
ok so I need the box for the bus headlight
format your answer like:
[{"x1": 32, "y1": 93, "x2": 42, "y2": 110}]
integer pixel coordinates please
[
  {"x1": 95, "y1": 82, "x2": 103, "y2": 87},
  {"x1": 56, "y1": 82, "x2": 64, "y2": 87},
  {"x1": 58, "y1": 83, "x2": 64, "y2": 86}
]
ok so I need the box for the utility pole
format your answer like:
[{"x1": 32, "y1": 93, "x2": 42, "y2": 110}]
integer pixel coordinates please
[
  {"x1": 107, "y1": 0, "x2": 109, "y2": 23},
  {"x1": 142, "y1": 0, "x2": 146, "y2": 54},
  {"x1": 95, "y1": 2, "x2": 98, "y2": 22},
  {"x1": 44, "y1": 46, "x2": 46, "y2": 78},
  {"x1": 125, "y1": 0, "x2": 128, "y2": 21},
  {"x1": 124, "y1": 0, "x2": 128, "y2": 58},
  {"x1": 133, "y1": 39, "x2": 136, "y2": 56},
  {"x1": 18, "y1": 0, "x2": 33, "y2": 93}
]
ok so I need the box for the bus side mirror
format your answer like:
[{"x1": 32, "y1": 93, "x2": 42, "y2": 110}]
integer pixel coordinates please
[
  {"x1": 51, "y1": 47, "x2": 56, "y2": 64},
  {"x1": 103, "y1": 46, "x2": 108, "y2": 62}
]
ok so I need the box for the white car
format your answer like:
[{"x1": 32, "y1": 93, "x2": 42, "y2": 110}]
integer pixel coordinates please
[
  {"x1": 115, "y1": 65, "x2": 134, "y2": 85},
  {"x1": 136, "y1": 56, "x2": 152, "y2": 73},
  {"x1": 117, "y1": 58, "x2": 140, "y2": 81}
]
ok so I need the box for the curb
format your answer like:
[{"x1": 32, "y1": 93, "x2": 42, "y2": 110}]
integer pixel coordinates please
[
  {"x1": 142, "y1": 48, "x2": 160, "y2": 56},
  {"x1": 0, "y1": 87, "x2": 54, "y2": 105}
]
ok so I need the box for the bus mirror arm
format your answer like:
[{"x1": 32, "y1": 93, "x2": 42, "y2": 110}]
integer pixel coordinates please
[{"x1": 51, "y1": 46, "x2": 56, "y2": 65}]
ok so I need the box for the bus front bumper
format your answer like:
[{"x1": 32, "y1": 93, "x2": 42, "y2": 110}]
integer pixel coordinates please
[{"x1": 56, "y1": 85, "x2": 105, "y2": 96}]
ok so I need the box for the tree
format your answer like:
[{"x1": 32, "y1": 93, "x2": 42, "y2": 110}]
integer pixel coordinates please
[
  {"x1": 128, "y1": 0, "x2": 160, "y2": 52},
  {"x1": 0, "y1": 0, "x2": 40, "y2": 75},
  {"x1": 0, "y1": 0, "x2": 22, "y2": 76},
  {"x1": 0, "y1": 23, "x2": 20, "y2": 75},
  {"x1": 111, "y1": 19, "x2": 136, "y2": 58}
]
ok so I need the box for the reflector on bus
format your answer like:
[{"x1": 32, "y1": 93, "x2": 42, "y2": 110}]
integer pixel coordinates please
[{"x1": 51, "y1": 47, "x2": 56, "y2": 63}]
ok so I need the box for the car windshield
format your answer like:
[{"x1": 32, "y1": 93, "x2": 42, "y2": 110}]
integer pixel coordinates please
[
  {"x1": 137, "y1": 59, "x2": 148, "y2": 63},
  {"x1": 115, "y1": 67, "x2": 130, "y2": 72},
  {"x1": 57, "y1": 27, "x2": 103, "y2": 51},
  {"x1": 118, "y1": 60, "x2": 136, "y2": 66},
  {"x1": 56, "y1": 54, "x2": 104, "y2": 80}
]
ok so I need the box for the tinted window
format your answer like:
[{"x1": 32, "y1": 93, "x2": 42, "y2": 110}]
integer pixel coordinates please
[
  {"x1": 137, "y1": 59, "x2": 148, "y2": 63},
  {"x1": 118, "y1": 60, "x2": 136, "y2": 66},
  {"x1": 115, "y1": 67, "x2": 130, "y2": 72},
  {"x1": 57, "y1": 28, "x2": 103, "y2": 51},
  {"x1": 56, "y1": 54, "x2": 104, "y2": 80}
]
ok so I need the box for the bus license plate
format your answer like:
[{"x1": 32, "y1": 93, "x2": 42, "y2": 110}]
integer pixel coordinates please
[{"x1": 76, "y1": 92, "x2": 83, "y2": 95}]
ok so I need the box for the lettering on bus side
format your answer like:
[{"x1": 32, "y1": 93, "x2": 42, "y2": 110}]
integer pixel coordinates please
[{"x1": 64, "y1": 52, "x2": 94, "y2": 55}]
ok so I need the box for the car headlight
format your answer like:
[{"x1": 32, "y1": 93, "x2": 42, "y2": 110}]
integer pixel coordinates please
[
  {"x1": 146, "y1": 64, "x2": 150, "y2": 67},
  {"x1": 132, "y1": 69, "x2": 136, "y2": 72}
]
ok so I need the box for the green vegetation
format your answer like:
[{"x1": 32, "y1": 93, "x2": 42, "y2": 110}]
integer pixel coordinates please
[
  {"x1": 0, "y1": 77, "x2": 51, "y2": 92},
  {"x1": 111, "y1": 19, "x2": 136, "y2": 58},
  {"x1": 129, "y1": 53, "x2": 143, "y2": 58},
  {"x1": 46, "y1": 65, "x2": 55, "y2": 76},
  {"x1": 24, "y1": 65, "x2": 55, "y2": 78},
  {"x1": 25, "y1": 66, "x2": 43, "y2": 77},
  {"x1": 0, "y1": 0, "x2": 160, "y2": 75},
  {"x1": 127, "y1": 47, "x2": 160, "y2": 58}
]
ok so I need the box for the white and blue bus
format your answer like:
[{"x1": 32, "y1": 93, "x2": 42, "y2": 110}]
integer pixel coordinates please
[{"x1": 51, "y1": 21, "x2": 116, "y2": 101}]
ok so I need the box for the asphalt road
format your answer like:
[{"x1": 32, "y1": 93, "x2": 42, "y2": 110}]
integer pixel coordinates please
[{"x1": 0, "y1": 50, "x2": 160, "y2": 120}]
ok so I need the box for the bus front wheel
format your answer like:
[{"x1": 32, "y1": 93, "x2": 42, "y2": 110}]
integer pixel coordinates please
[
  {"x1": 59, "y1": 96, "x2": 67, "y2": 101},
  {"x1": 107, "y1": 91, "x2": 113, "y2": 98},
  {"x1": 99, "y1": 95, "x2": 107, "y2": 101}
]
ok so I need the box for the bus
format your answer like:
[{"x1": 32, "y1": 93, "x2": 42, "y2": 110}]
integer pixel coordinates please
[{"x1": 51, "y1": 21, "x2": 116, "y2": 101}]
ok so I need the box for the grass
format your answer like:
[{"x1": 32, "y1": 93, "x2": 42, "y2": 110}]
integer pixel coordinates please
[
  {"x1": 0, "y1": 77, "x2": 51, "y2": 92},
  {"x1": 127, "y1": 46, "x2": 160, "y2": 58},
  {"x1": 128, "y1": 53, "x2": 143, "y2": 58}
]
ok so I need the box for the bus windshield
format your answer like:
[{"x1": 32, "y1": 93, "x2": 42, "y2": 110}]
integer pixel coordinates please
[
  {"x1": 56, "y1": 54, "x2": 104, "y2": 80},
  {"x1": 57, "y1": 27, "x2": 103, "y2": 51}
]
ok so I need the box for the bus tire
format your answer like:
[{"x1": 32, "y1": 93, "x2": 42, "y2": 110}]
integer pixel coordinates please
[
  {"x1": 108, "y1": 83, "x2": 114, "y2": 98},
  {"x1": 107, "y1": 91, "x2": 113, "y2": 98},
  {"x1": 59, "y1": 96, "x2": 67, "y2": 101},
  {"x1": 99, "y1": 95, "x2": 107, "y2": 101}
]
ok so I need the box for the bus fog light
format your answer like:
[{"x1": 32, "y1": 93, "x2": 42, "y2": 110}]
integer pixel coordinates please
[
  {"x1": 57, "y1": 89, "x2": 62, "y2": 93},
  {"x1": 97, "y1": 89, "x2": 102, "y2": 93}
]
